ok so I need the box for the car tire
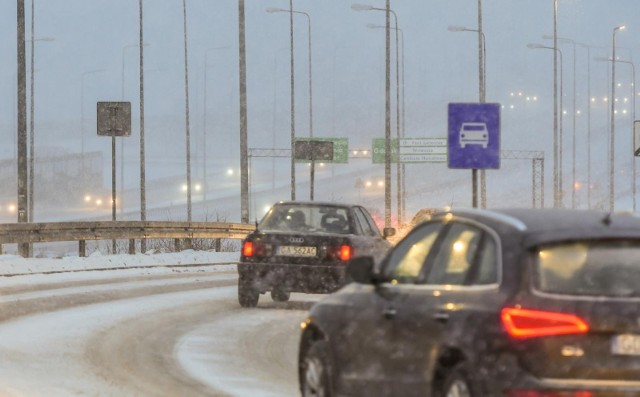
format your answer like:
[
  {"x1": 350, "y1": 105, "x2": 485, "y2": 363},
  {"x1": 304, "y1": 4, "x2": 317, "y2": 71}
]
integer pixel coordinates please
[
  {"x1": 271, "y1": 288, "x2": 291, "y2": 302},
  {"x1": 441, "y1": 363, "x2": 477, "y2": 397},
  {"x1": 301, "y1": 340, "x2": 333, "y2": 397},
  {"x1": 238, "y1": 274, "x2": 259, "y2": 308}
]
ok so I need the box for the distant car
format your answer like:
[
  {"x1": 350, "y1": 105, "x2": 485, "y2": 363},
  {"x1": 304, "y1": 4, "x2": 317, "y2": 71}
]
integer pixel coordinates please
[
  {"x1": 459, "y1": 122, "x2": 489, "y2": 148},
  {"x1": 298, "y1": 208, "x2": 640, "y2": 397},
  {"x1": 237, "y1": 201, "x2": 394, "y2": 308}
]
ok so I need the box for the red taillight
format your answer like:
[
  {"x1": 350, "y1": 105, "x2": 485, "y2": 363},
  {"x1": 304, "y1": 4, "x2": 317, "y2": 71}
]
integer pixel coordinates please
[
  {"x1": 501, "y1": 307, "x2": 589, "y2": 339},
  {"x1": 505, "y1": 390, "x2": 593, "y2": 397},
  {"x1": 338, "y1": 245, "x2": 352, "y2": 261},
  {"x1": 242, "y1": 241, "x2": 254, "y2": 257}
]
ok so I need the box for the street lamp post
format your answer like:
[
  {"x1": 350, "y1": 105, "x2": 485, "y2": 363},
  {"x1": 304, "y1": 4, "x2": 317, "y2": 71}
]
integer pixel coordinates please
[
  {"x1": 266, "y1": 6, "x2": 315, "y2": 199},
  {"x1": 182, "y1": 0, "x2": 192, "y2": 223},
  {"x1": 367, "y1": 22, "x2": 402, "y2": 221},
  {"x1": 352, "y1": 2, "x2": 395, "y2": 228},
  {"x1": 367, "y1": 23, "x2": 406, "y2": 219},
  {"x1": 121, "y1": 43, "x2": 148, "y2": 218},
  {"x1": 28, "y1": 32, "x2": 54, "y2": 224},
  {"x1": 528, "y1": 43, "x2": 563, "y2": 208},
  {"x1": 598, "y1": 54, "x2": 635, "y2": 211},
  {"x1": 578, "y1": 43, "x2": 594, "y2": 209},
  {"x1": 448, "y1": 23, "x2": 486, "y2": 208},
  {"x1": 17, "y1": 0, "x2": 28, "y2": 257},
  {"x1": 610, "y1": 25, "x2": 626, "y2": 212},
  {"x1": 544, "y1": 34, "x2": 576, "y2": 208},
  {"x1": 203, "y1": 46, "x2": 230, "y2": 203},
  {"x1": 619, "y1": 59, "x2": 637, "y2": 212}
]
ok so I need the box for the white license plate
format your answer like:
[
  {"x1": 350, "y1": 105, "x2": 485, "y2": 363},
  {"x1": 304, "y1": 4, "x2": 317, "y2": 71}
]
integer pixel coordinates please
[
  {"x1": 612, "y1": 334, "x2": 640, "y2": 355},
  {"x1": 277, "y1": 245, "x2": 317, "y2": 257}
]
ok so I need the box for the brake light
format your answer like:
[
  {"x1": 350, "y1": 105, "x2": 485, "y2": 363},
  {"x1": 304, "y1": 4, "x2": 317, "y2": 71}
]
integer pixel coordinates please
[
  {"x1": 505, "y1": 390, "x2": 593, "y2": 397},
  {"x1": 242, "y1": 241, "x2": 254, "y2": 257},
  {"x1": 338, "y1": 245, "x2": 352, "y2": 261},
  {"x1": 501, "y1": 307, "x2": 589, "y2": 339}
]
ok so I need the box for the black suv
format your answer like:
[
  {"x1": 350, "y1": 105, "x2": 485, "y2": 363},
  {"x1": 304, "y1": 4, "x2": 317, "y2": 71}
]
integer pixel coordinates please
[
  {"x1": 298, "y1": 208, "x2": 640, "y2": 397},
  {"x1": 237, "y1": 201, "x2": 394, "y2": 307}
]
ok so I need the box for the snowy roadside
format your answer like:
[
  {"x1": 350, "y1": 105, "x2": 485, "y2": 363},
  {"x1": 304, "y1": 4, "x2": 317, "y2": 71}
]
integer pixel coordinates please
[{"x1": 0, "y1": 250, "x2": 240, "y2": 277}]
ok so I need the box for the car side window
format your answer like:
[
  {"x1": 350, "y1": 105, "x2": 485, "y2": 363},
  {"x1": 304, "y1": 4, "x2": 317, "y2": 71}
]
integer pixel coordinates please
[
  {"x1": 423, "y1": 222, "x2": 498, "y2": 286},
  {"x1": 358, "y1": 207, "x2": 382, "y2": 236},
  {"x1": 381, "y1": 222, "x2": 444, "y2": 283},
  {"x1": 354, "y1": 208, "x2": 377, "y2": 237}
]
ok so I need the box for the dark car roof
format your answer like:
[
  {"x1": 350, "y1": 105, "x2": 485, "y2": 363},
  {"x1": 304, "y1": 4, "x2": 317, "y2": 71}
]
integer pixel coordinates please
[
  {"x1": 272, "y1": 201, "x2": 359, "y2": 209},
  {"x1": 433, "y1": 208, "x2": 640, "y2": 248}
]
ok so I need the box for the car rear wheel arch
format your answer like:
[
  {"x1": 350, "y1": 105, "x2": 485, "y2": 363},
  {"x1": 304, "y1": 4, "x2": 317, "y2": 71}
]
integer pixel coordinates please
[{"x1": 433, "y1": 347, "x2": 467, "y2": 395}]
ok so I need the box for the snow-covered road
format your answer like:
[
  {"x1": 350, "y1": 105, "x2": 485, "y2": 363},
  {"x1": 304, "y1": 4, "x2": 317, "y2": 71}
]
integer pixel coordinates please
[{"x1": 0, "y1": 259, "x2": 321, "y2": 396}]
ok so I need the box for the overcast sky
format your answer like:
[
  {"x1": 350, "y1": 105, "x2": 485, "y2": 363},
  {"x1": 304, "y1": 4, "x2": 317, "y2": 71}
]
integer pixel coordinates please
[{"x1": 0, "y1": 1, "x2": 639, "y2": 219}]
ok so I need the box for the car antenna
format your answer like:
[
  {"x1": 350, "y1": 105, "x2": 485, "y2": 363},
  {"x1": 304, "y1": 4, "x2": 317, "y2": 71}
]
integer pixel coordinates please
[{"x1": 602, "y1": 212, "x2": 612, "y2": 226}]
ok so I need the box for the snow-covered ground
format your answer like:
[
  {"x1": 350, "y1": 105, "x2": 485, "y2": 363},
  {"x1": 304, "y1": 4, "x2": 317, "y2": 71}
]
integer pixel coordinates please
[{"x1": 0, "y1": 250, "x2": 240, "y2": 277}]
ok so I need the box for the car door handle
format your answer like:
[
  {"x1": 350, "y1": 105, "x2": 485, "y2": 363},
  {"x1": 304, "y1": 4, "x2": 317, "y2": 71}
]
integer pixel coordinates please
[
  {"x1": 433, "y1": 311, "x2": 450, "y2": 322},
  {"x1": 382, "y1": 307, "x2": 397, "y2": 319}
]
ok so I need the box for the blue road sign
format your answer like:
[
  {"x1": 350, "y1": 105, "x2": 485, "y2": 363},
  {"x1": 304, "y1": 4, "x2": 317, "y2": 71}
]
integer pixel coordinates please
[{"x1": 447, "y1": 103, "x2": 500, "y2": 169}]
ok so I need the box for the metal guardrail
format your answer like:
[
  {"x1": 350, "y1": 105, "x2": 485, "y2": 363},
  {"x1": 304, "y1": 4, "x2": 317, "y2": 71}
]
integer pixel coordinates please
[{"x1": 0, "y1": 221, "x2": 256, "y2": 257}]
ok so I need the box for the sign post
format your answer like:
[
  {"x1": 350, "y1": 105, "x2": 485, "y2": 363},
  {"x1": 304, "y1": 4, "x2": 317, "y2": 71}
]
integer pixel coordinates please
[
  {"x1": 295, "y1": 138, "x2": 343, "y2": 200},
  {"x1": 447, "y1": 103, "x2": 501, "y2": 208},
  {"x1": 97, "y1": 101, "x2": 131, "y2": 252}
]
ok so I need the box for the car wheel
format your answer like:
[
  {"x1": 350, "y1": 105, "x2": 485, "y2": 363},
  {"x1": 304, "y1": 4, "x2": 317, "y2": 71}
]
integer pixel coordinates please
[
  {"x1": 441, "y1": 363, "x2": 476, "y2": 397},
  {"x1": 238, "y1": 274, "x2": 259, "y2": 308},
  {"x1": 301, "y1": 340, "x2": 333, "y2": 397},
  {"x1": 271, "y1": 288, "x2": 290, "y2": 302}
]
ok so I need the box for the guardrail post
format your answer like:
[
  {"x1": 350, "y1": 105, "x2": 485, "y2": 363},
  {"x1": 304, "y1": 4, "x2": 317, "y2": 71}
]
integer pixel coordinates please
[
  {"x1": 79, "y1": 240, "x2": 86, "y2": 257},
  {"x1": 215, "y1": 238, "x2": 221, "y2": 252},
  {"x1": 0, "y1": 243, "x2": 3, "y2": 255},
  {"x1": 129, "y1": 239, "x2": 135, "y2": 255},
  {"x1": 174, "y1": 238, "x2": 181, "y2": 252}
]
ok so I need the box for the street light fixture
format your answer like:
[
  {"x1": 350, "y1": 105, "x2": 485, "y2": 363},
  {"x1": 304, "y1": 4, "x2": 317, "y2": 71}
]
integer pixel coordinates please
[
  {"x1": 528, "y1": 43, "x2": 564, "y2": 208},
  {"x1": 351, "y1": 4, "x2": 373, "y2": 11}
]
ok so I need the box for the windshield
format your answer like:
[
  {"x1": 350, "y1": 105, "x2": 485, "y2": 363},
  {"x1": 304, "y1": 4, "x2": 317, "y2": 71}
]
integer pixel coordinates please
[
  {"x1": 260, "y1": 204, "x2": 352, "y2": 234},
  {"x1": 535, "y1": 240, "x2": 640, "y2": 298}
]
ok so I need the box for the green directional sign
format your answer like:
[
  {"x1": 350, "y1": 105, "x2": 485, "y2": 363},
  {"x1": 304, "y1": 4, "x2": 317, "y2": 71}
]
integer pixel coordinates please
[
  {"x1": 295, "y1": 137, "x2": 349, "y2": 163},
  {"x1": 372, "y1": 138, "x2": 398, "y2": 164},
  {"x1": 373, "y1": 137, "x2": 447, "y2": 163}
]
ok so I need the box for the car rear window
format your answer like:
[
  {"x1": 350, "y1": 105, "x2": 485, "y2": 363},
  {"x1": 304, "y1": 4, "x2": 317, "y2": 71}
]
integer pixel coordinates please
[
  {"x1": 534, "y1": 240, "x2": 640, "y2": 297},
  {"x1": 259, "y1": 205, "x2": 352, "y2": 234}
]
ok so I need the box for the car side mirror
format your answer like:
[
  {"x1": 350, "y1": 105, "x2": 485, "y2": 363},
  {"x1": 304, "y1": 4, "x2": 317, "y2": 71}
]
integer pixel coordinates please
[
  {"x1": 383, "y1": 227, "x2": 396, "y2": 239},
  {"x1": 346, "y1": 256, "x2": 375, "y2": 284}
]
